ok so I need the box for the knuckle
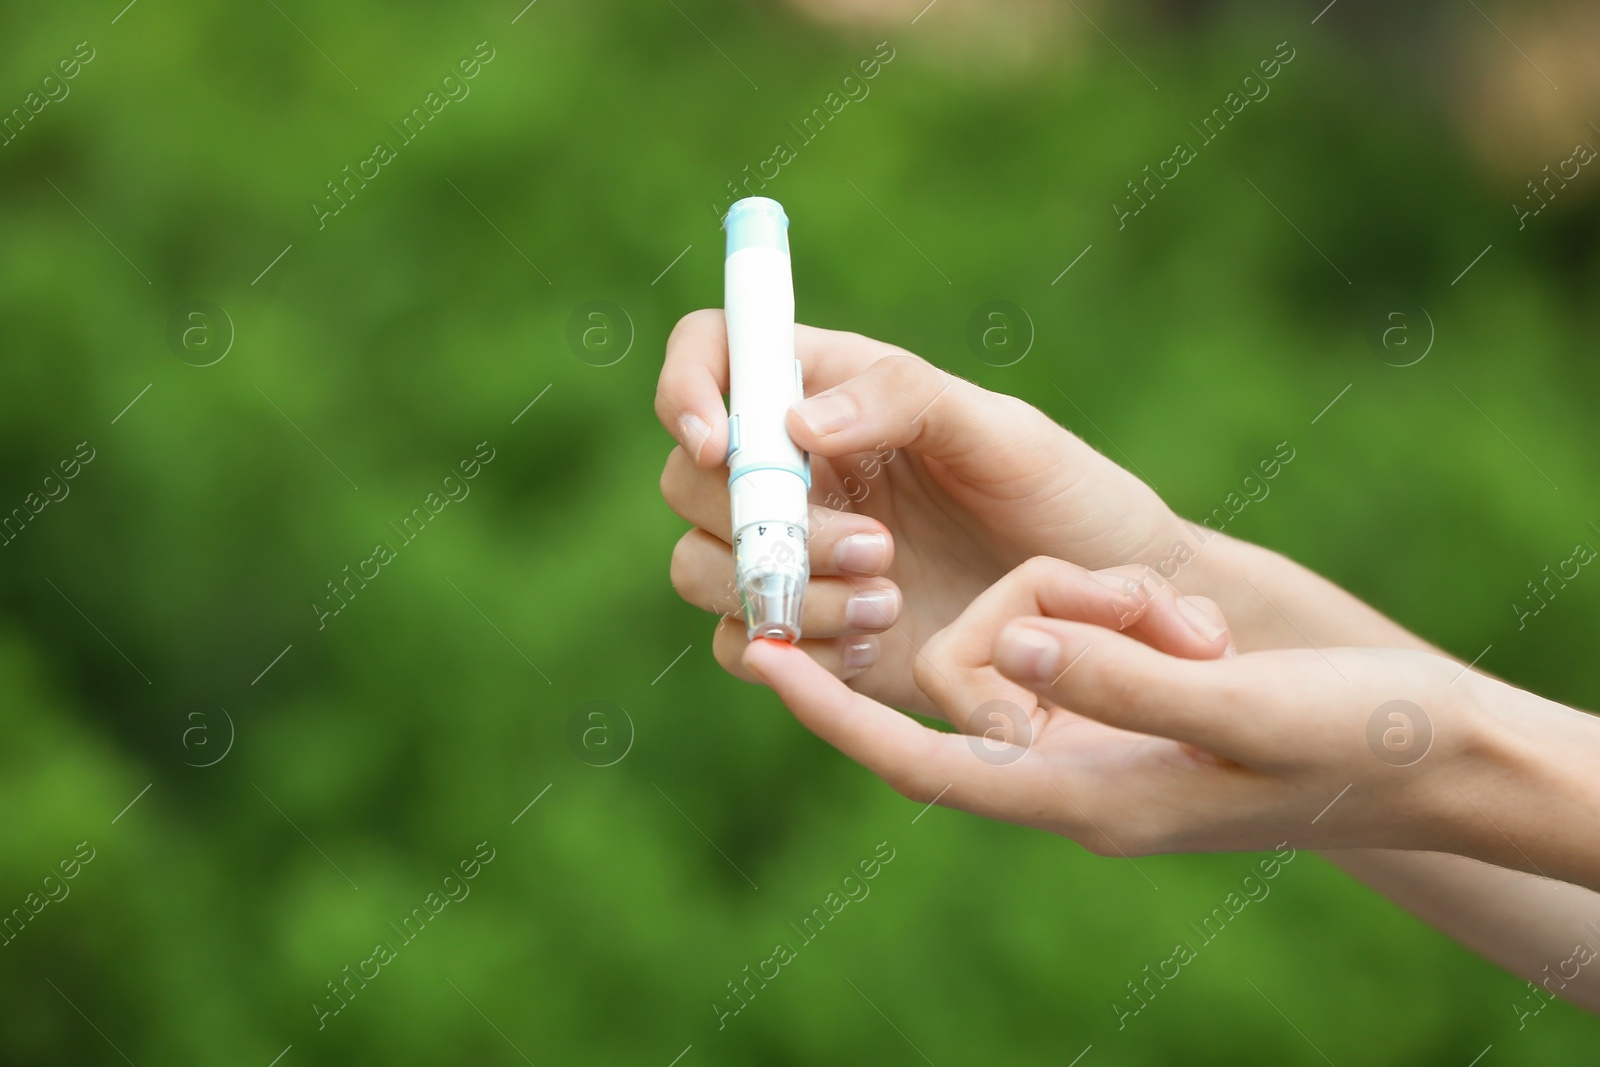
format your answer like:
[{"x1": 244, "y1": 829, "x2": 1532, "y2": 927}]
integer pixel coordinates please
[
  {"x1": 667, "y1": 307, "x2": 723, "y2": 350},
  {"x1": 669, "y1": 532, "x2": 703, "y2": 600},
  {"x1": 987, "y1": 390, "x2": 1045, "y2": 434},
  {"x1": 660, "y1": 446, "x2": 693, "y2": 499},
  {"x1": 910, "y1": 658, "x2": 942, "y2": 705},
  {"x1": 652, "y1": 391, "x2": 679, "y2": 435},
  {"x1": 919, "y1": 625, "x2": 951, "y2": 664},
  {"x1": 711, "y1": 617, "x2": 749, "y2": 674},
  {"x1": 658, "y1": 310, "x2": 725, "y2": 399},
  {"x1": 875, "y1": 351, "x2": 934, "y2": 396},
  {"x1": 989, "y1": 390, "x2": 1033, "y2": 423},
  {"x1": 883, "y1": 764, "x2": 939, "y2": 805},
  {"x1": 1017, "y1": 554, "x2": 1062, "y2": 585},
  {"x1": 912, "y1": 634, "x2": 952, "y2": 704},
  {"x1": 868, "y1": 727, "x2": 948, "y2": 805},
  {"x1": 659, "y1": 449, "x2": 683, "y2": 503}
]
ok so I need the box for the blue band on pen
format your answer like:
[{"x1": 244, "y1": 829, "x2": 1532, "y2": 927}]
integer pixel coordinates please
[{"x1": 728, "y1": 462, "x2": 811, "y2": 491}]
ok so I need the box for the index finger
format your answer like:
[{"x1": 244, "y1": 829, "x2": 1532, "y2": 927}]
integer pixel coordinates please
[
  {"x1": 743, "y1": 637, "x2": 1043, "y2": 820},
  {"x1": 655, "y1": 309, "x2": 905, "y2": 469}
]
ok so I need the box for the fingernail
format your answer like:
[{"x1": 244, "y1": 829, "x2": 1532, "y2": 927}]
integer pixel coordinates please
[
  {"x1": 842, "y1": 636, "x2": 878, "y2": 676},
  {"x1": 1176, "y1": 595, "x2": 1227, "y2": 643},
  {"x1": 677, "y1": 413, "x2": 711, "y2": 461},
  {"x1": 834, "y1": 532, "x2": 890, "y2": 574},
  {"x1": 845, "y1": 587, "x2": 900, "y2": 630},
  {"x1": 792, "y1": 391, "x2": 857, "y2": 436},
  {"x1": 995, "y1": 624, "x2": 1062, "y2": 680}
]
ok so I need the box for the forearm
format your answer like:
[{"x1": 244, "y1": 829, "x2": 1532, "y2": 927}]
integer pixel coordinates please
[
  {"x1": 1325, "y1": 849, "x2": 1600, "y2": 1015},
  {"x1": 1330, "y1": 721, "x2": 1600, "y2": 1009},
  {"x1": 1182, "y1": 526, "x2": 1600, "y2": 882},
  {"x1": 1176, "y1": 525, "x2": 1600, "y2": 1012},
  {"x1": 1450, "y1": 688, "x2": 1600, "y2": 894}
]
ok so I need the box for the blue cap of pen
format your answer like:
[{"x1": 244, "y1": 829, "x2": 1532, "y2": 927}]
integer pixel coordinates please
[{"x1": 724, "y1": 196, "x2": 790, "y2": 257}]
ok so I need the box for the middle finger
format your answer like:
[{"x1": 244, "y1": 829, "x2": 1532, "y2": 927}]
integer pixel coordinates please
[{"x1": 671, "y1": 528, "x2": 901, "y2": 638}]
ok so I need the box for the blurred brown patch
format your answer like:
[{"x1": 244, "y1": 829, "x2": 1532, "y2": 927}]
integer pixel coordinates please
[
  {"x1": 782, "y1": 0, "x2": 1076, "y2": 75},
  {"x1": 1454, "y1": 0, "x2": 1600, "y2": 180}
]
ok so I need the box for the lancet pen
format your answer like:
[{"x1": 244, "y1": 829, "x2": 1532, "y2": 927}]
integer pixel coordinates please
[{"x1": 723, "y1": 196, "x2": 809, "y2": 641}]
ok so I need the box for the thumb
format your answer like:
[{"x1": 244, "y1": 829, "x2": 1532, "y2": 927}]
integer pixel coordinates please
[
  {"x1": 991, "y1": 617, "x2": 1245, "y2": 759},
  {"x1": 786, "y1": 352, "x2": 1077, "y2": 481}
]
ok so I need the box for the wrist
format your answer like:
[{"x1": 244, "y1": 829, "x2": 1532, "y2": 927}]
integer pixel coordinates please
[
  {"x1": 1155, "y1": 520, "x2": 1434, "y2": 653},
  {"x1": 1160, "y1": 519, "x2": 1239, "y2": 597},
  {"x1": 1131, "y1": 515, "x2": 1226, "y2": 594},
  {"x1": 1430, "y1": 678, "x2": 1600, "y2": 891}
]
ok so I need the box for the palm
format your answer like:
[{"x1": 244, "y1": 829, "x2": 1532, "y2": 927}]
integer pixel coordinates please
[
  {"x1": 1024, "y1": 707, "x2": 1194, "y2": 790},
  {"x1": 811, "y1": 441, "x2": 1169, "y2": 718}
]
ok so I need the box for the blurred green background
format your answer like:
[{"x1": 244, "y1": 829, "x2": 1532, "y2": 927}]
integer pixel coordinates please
[{"x1": 3, "y1": 0, "x2": 1599, "y2": 1062}]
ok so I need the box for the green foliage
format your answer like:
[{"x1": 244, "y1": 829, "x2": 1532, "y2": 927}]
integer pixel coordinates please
[{"x1": 1, "y1": 1, "x2": 1597, "y2": 1062}]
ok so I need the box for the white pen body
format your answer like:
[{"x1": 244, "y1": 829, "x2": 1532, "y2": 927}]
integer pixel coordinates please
[{"x1": 724, "y1": 197, "x2": 809, "y2": 641}]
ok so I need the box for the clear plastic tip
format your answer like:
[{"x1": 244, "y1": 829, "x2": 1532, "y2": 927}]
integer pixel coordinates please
[
  {"x1": 733, "y1": 520, "x2": 808, "y2": 642},
  {"x1": 740, "y1": 569, "x2": 805, "y2": 642}
]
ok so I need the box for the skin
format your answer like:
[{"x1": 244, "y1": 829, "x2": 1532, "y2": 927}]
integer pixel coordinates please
[{"x1": 657, "y1": 309, "x2": 1600, "y2": 1013}]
